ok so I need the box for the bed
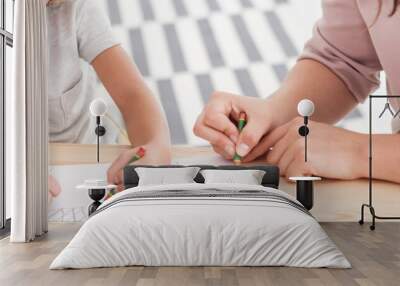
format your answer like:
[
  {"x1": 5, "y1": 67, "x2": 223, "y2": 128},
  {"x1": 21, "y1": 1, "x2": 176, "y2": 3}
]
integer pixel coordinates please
[{"x1": 50, "y1": 165, "x2": 350, "y2": 269}]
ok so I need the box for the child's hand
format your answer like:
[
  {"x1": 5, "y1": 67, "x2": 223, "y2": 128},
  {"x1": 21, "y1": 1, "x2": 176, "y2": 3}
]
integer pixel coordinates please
[
  {"x1": 193, "y1": 92, "x2": 276, "y2": 159},
  {"x1": 107, "y1": 146, "x2": 145, "y2": 185},
  {"x1": 48, "y1": 175, "x2": 62, "y2": 198},
  {"x1": 244, "y1": 117, "x2": 367, "y2": 180},
  {"x1": 107, "y1": 143, "x2": 171, "y2": 185}
]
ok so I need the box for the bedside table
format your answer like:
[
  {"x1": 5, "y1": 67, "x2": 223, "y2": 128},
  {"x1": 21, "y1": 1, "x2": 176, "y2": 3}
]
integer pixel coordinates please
[
  {"x1": 289, "y1": 177, "x2": 322, "y2": 210},
  {"x1": 77, "y1": 180, "x2": 117, "y2": 216}
]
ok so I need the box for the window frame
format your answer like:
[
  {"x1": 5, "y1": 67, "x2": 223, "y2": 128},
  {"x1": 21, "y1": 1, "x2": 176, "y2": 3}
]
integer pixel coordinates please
[{"x1": 0, "y1": 0, "x2": 14, "y2": 236}]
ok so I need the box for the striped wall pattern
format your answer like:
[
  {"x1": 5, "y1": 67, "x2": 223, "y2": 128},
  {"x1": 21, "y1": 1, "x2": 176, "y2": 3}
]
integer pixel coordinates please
[{"x1": 95, "y1": 0, "x2": 369, "y2": 145}]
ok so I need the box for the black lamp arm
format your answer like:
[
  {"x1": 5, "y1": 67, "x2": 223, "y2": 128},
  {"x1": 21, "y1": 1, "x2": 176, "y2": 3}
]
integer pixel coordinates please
[
  {"x1": 94, "y1": 116, "x2": 106, "y2": 163},
  {"x1": 298, "y1": 116, "x2": 310, "y2": 162}
]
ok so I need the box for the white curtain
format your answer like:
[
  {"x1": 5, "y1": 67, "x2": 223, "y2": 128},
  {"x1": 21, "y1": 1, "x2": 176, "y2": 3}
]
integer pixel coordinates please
[{"x1": 9, "y1": 0, "x2": 48, "y2": 242}]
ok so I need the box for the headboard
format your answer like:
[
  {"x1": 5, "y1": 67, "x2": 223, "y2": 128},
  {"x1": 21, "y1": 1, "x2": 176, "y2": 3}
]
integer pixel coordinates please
[{"x1": 123, "y1": 165, "x2": 280, "y2": 189}]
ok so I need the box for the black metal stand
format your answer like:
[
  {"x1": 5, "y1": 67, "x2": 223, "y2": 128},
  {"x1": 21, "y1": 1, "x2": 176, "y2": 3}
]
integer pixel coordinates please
[
  {"x1": 359, "y1": 95, "x2": 400, "y2": 230},
  {"x1": 88, "y1": 188, "x2": 106, "y2": 216}
]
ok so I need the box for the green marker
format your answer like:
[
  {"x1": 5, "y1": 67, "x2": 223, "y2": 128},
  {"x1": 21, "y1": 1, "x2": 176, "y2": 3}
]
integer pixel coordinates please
[
  {"x1": 233, "y1": 113, "x2": 247, "y2": 164},
  {"x1": 104, "y1": 188, "x2": 117, "y2": 201},
  {"x1": 128, "y1": 146, "x2": 146, "y2": 165}
]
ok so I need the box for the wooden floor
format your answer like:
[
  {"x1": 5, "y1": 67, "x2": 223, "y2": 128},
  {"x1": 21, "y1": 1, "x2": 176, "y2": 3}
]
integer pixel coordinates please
[{"x1": 0, "y1": 222, "x2": 399, "y2": 286}]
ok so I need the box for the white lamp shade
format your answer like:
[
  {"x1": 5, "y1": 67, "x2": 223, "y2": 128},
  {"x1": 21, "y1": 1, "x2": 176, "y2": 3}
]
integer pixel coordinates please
[
  {"x1": 297, "y1": 99, "x2": 315, "y2": 117},
  {"x1": 90, "y1": 98, "x2": 107, "y2": 117}
]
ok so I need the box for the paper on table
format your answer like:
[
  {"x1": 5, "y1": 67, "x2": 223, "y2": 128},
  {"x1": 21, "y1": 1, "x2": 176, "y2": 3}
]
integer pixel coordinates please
[
  {"x1": 49, "y1": 154, "x2": 232, "y2": 222},
  {"x1": 48, "y1": 164, "x2": 110, "y2": 222}
]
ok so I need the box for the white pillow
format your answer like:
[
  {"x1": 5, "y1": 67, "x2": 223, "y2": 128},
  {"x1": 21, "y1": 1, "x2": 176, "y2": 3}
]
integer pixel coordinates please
[
  {"x1": 200, "y1": 169, "x2": 266, "y2": 185},
  {"x1": 136, "y1": 167, "x2": 201, "y2": 186}
]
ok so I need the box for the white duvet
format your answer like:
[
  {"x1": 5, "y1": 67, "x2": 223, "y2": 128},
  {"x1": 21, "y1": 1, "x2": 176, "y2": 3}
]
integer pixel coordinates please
[{"x1": 50, "y1": 183, "x2": 350, "y2": 269}]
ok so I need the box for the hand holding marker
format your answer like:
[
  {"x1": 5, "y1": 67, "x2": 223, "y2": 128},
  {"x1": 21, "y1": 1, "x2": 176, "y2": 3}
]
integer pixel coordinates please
[
  {"x1": 105, "y1": 146, "x2": 146, "y2": 200},
  {"x1": 233, "y1": 113, "x2": 247, "y2": 164},
  {"x1": 129, "y1": 146, "x2": 146, "y2": 164}
]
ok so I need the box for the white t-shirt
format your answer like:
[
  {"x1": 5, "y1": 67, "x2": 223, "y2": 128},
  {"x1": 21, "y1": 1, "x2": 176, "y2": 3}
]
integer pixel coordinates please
[{"x1": 46, "y1": 0, "x2": 120, "y2": 143}]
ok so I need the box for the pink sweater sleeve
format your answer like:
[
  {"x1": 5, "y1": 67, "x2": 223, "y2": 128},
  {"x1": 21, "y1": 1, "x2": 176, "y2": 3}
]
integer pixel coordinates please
[{"x1": 298, "y1": 0, "x2": 382, "y2": 102}]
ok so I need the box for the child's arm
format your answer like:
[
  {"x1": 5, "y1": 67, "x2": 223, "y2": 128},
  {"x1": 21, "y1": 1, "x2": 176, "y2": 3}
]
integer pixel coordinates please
[{"x1": 91, "y1": 45, "x2": 172, "y2": 183}]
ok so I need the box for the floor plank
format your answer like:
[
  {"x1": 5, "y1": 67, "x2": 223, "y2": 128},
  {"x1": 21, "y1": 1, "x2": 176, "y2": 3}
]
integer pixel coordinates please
[{"x1": 1, "y1": 222, "x2": 399, "y2": 286}]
